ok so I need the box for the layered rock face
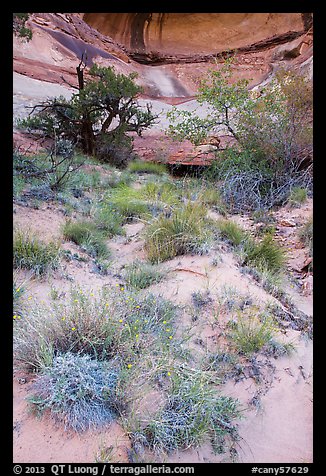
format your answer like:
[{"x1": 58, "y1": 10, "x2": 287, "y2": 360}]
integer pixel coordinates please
[
  {"x1": 13, "y1": 13, "x2": 313, "y2": 104},
  {"x1": 83, "y1": 13, "x2": 311, "y2": 63}
]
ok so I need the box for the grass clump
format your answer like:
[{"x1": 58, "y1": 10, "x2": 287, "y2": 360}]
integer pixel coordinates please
[
  {"x1": 198, "y1": 186, "x2": 227, "y2": 215},
  {"x1": 13, "y1": 288, "x2": 177, "y2": 372},
  {"x1": 13, "y1": 272, "x2": 30, "y2": 318},
  {"x1": 128, "y1": 160, "x2": 168, "y2": 175},
  {"x1": 13, "y1": 229, "x2": 60, "y2": 277},
  {"x1": 93, "y1": 202, "x2": 124, "y2": 237},
  {"x1": 229, "y1": 313, "x2": 276, "y2": 355},
  {"x1": 124, "y1": 260, "x2": 165, "y2": 290},
  {"x1": 28, "y1": 352, "x2": 120, "y2": 431},
  {"x1": 243, "y1": 234, "x2": 285, "y2": 274},
  {"x1": 144, "y1": 203, "x2": 211, "y2": 263},
  {"x1": 288, "y1": 187, "x2": 308, "y2": 207},
  {"x1": 137, "y1": 371, "x2": 240, "y2": 454},
  {"x1": 215, "y1": 218, "x2": 285, "y2": 274},
  {"x1": 215, "y1": 219, "x2": 246, "y2": 247},
  {"x1": 103, "y1": 185, "x2": 150, "y2": 223},
  {"x1": 62, "y1": 220, "x2": 110, "y2": 259},
  {"x1": 142, "y1": 181, "x2": 180, "y2": 208}
]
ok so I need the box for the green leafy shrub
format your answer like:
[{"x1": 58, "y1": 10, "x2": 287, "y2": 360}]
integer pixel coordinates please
[
  {"x1": 13, "y1": 229, "x2": 60, "y2": 277},
  {"x1": 17, "y1": 64, "x2": 157, "y2": 162},
  {"x1": 168, "y1": 60, "x2": 312, "y2": 212}
]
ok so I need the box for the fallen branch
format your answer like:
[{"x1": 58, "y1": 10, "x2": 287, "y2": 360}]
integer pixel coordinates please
[{"x1": 170, "y1": 268, "x2": 207, "y2": 278}]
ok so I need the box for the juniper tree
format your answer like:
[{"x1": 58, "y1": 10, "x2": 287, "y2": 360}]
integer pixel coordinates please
[{"x1": 18, "y1": 59, "x2": 158, "y2": 166}]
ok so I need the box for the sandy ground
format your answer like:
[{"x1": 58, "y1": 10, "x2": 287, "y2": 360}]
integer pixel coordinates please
[{"x1": 13, "y1": 195, "x2": 313, "y2": 464}]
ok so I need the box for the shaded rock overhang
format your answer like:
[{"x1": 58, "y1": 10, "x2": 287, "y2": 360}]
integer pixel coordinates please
[{"x1": 83, "y1": 13, "x2": 313, "y2": 65}]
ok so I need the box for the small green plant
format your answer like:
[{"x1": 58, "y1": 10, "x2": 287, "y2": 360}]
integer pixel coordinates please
[
  {"x1": 103, "y1": 185, "x2": 150, "y2": 223},
  {"x1": 124, "y1": 261, "x2": 165, "y2": 290},
  {"x1": 63, "y1": 220, "x2": 97, "y2": 244},
  {"x1": 62, "y1": 220, "x2": 110, "y2": 259},
  {"x1": 198, "y1": 186, "x2": 227, "y2": 215},
  {"x1": 13, "y1": 272, "x2": 30, "y2": 317},
  {"x1": 144, "y1": 203, "x2": 211, "y2": 263},
  {"x1": 230, "y1": 313, "x2": 275, "y2": 355},
  {"x1": 28, "y1": 352, "x2": 120, "y2": 432},
  {"x1": 215, "y1": 219, "x2": 246, "y2": 247},
  {"x1": 288, "y1": 187, "x2": 308, "y2": 207},
  {"x1": 93, "y1": 202, "x2": 124, "y2": 237},
  {"x1": 142, "y1": 181, "x2": 180, "y2": 208},
  {"x1": 13, "y1": 229, "x2": 60, "y2": 277},
  {"x1": 191, "y1": 290, "x2": 213, "y2": 310},
  {"x1": 128, "y1": 160, "x2": 168, "y2": 175},
  {"x1": 136, "y1": 371, "x2": 240, "y2": 454},
  {"x1": 243, "y1": 234, "x2": 285, "y2": 274}
]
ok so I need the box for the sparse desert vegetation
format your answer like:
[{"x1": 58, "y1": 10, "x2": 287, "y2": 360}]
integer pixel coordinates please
[
  {"x1": 13, "y1": 150, "x2": 312, "y2": 462},
  {"x1": 13, "y1": 43, "x2": 312, "y2": 464}
]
